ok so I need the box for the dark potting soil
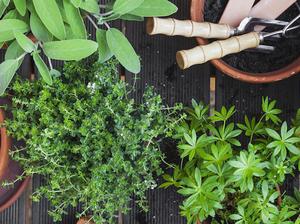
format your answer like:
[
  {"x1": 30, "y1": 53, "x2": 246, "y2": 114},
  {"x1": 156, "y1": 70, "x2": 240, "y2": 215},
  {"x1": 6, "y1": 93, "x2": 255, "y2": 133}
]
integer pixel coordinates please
[{"x1": 204, "y1": 0, "x2": 300, "y2": 73}]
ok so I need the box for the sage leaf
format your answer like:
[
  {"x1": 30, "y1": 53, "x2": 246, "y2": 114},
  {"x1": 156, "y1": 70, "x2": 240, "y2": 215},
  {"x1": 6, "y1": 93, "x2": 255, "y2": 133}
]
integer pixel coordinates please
[
  {"x1": 0, "y1": 1, "x2": 8, "y2": 17},
  {"x1": 113, "y1": 0, "x2": 144, "y2": 15},
  {"x1": 106, "y1": 28, "x2": 140, "y2": 74},
  {"x1": 2, "y1": 0, "x2": 10, "y2": 6},
  {"x1": 96, "y1": 29, "x2": 113, "y2": 63},
  {"x1": 50, "y1": 69, "x2": 61, "y2": 78},
  {"x1": 70, "y1": 0, "x2": 82, "y2": 8},
  {"x1": 13, "y1": 0, "x2": 26, "y2": 16},
  {"x1": 5, "y1": 40, "x2": 25, "y2": 67},
  {"x1": 43, "y1": 39, "x2": 98, "y2": 61},
  {"x1": 2, "y1": 9, "x2": 19, "y2": 19},
  {"x1": 32, "y1": 52, "x2": 53, "y2": 85},
  {"x1": 30, "y1": 11, "x2": 53, "y2": 42},
  {"x1": 55, "y1": 0, "x2": 69, "y2": 23},
  {"x1": 32, "y1": 0, "x2": 66, "y2": 40},
  {"x1": 0, "y1": 19, "x2": 29, "y2": 42},
  {"x1": 63, "y1": 0, "x2": 86, "y2": 39},
  {"x1": 120, "y1": 14, "x2": 144, "y2": 21},
  {"x1": 5, "y1": 42, "x2": 22, "y2": 60},
  {"x1": 14, "y1": 30, "x2": 36, "y2": 53},
  {"x1": 79, "y1": 0, "x2": 99, "y2": 14},
  {"x1": 130, "y1": 0, "x2": 177, "y2": 17},
  {"x1": 0, "y1": 59, "x2": 19, "y2": 95}
]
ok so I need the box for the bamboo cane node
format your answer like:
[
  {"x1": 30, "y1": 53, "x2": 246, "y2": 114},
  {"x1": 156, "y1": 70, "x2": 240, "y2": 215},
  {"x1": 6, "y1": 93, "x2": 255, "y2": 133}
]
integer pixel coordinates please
[
  {"x1": 190, "y1": 20, "x2": 195, "y2": 37},
  {"x1": 170, "y1": 18, "x2": 176, "y2": 36},
  {"x1": 216, "y1": 41, "x2": 224, "y2": 58}
]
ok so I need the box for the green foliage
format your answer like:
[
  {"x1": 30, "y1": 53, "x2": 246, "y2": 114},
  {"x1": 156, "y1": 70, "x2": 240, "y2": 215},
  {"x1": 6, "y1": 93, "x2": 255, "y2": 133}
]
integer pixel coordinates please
[
  {"x1": 5, "y1": 56, "x2": 182, "y2": 223},
  {"x1": 0, "y1": 0, "x2": 178, "y2": 94},
  {"x1": 162, "y1": 97, "x2": 300, "y2": 224}
]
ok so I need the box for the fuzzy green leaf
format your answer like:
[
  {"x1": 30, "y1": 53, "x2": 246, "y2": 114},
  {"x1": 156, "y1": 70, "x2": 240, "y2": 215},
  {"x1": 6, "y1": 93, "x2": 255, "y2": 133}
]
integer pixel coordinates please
[
  {"x1": 0, "y1": 59, "x2": 19, "y2": 95},
  {"x1": 63, "y1": 0, "x2": 86, "y2": 39},
  {"x1": 32, "y1": 52, "x2": 52, "y2": 85},
  {"x1": 120, "y1": 14, "x2": 144, "y2": 21},
  {"x1": 33, "y1": 0, "x2": 66, "y2": 40},
  {"x1": 2, "y1": 0, "x2": 10, "y2": 6},
  {"x1": 106, "y1": 28, "x2": 140, "y2": 74},
  {"x1": 0, "y1": 1, "x2": 9, "y2": 17},
  {"x1": 130, "y1": 0, "x2": 178, "y2": 17},
  {"x1": 70, "y1": 0, "x2": 82, "y2": 7},
  {"x1": 79, "y1": 0, "x2": 99, "y2": 14},
  {"x1": 14, "y1": 31, "x2": 36, "y2": 53},
  {"x1": 96, "y1": 29, "x2": 113, "y2": 63},
  {"x1": 13, "y1": 0, "x2": 26, "y2": 16},
  {"x1": 0, "y1": 19, "x2": 29, "y2": 42},
  {"x1": 29, "y1": 11, "x2": 53, "y2": 42},
  {"x1": 43, "y1": 39, "x2": 98, "y2": 61},
  {"x1": 113, "y1": 0, "x2": 144, "y2": 15},
  {"x1": 5, "y1": 40, "x2": 24, "y2": 60}
]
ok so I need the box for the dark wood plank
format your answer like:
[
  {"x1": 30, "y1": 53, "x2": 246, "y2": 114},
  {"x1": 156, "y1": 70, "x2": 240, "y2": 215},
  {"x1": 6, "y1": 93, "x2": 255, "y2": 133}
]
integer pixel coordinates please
[
  {"x1": 123, "y1": 0, "x2": 211, "y2": 223},
  {"x1": 124, "y1": 1, "x2": 210, "y2": 106},
  {"x1": 215, "y1": 71, "x2": 300, "y2": 192},
  {"x1": 0, "y1": 193, "x2": 26, "y2": 224}
]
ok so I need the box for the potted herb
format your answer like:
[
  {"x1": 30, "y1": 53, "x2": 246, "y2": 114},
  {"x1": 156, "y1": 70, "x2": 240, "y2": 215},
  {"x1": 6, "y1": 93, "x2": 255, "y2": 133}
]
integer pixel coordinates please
[
  {"x1": 0, "y1": 0, "x2": 177, "y2": 94},
  {"x1": 162, "y1": 98, "x2": 300, "y2": 223},
  {"x1": 4, "y1": 56, "x2": 181, "y2": 223}
]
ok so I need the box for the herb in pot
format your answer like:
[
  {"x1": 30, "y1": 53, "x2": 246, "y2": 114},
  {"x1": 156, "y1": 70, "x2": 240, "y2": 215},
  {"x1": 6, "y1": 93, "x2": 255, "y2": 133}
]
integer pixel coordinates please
[
  {"x1": 4, "y1": 56, "x2": 182, "y2": 223},
  {"x1": 162, "y1": 98, "x2": 300, "y2": 223},
  {"x1": 0, "y1": 0, "x2": 178, "y2": 94}
]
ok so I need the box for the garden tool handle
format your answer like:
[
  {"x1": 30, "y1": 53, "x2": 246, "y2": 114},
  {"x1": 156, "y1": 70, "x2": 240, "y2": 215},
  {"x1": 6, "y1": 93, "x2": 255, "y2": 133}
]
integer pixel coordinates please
[
  {"x1": 147, "y1": 17, "x2": 233, "y2": 39},
  {"x1": 176, "y1": 32, "x2": 261, "y2": 69}
]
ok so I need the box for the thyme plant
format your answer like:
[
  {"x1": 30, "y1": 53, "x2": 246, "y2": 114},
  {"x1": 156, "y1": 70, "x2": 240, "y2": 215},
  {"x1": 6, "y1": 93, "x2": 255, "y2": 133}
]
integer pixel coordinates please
[
  {"x1": 5, "y1": 56, "x2": 181, "y2": 223},
  {"x1": 162, "y1": 98, "x2": 300, "y2": 224}
]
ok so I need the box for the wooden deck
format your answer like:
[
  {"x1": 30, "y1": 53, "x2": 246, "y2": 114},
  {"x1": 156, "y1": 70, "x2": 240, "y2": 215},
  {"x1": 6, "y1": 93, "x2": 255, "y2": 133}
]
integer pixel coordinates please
[{"x1": 0, "y1": 0, "x2": 299, "y2": 223}]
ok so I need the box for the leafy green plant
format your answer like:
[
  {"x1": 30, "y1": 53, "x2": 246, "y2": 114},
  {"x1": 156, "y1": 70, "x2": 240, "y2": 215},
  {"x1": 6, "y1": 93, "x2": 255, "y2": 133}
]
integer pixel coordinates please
[
  {"x1": 0, "y1": 0, "x2": 177, "y2": 94},
  {"x1": 162, "y1": 98, "x2": 300, "y2": 224},
  {"x1": 4, "y1": 56, "x2": 182, "y2": 223}
]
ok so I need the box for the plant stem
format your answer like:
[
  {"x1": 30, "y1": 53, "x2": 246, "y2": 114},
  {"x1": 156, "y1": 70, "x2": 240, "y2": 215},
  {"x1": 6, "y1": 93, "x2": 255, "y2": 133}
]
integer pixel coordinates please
[
  {"x1": 48, "y1": 57, "x2": 53, "y2": 70},
  {"x1": 249, "y1": 114, "x2": 266, "y2": 144},
  {"x1": 101, "y1": 11, "x2": 113, "y2": 17},
  {"x1": 104, "y1": 22, "x2": 111, "y2": 29},
  {"x1": 276, "y1": 184, "x2": 282, "y2": 206},
  {"x1": 87, "y1": 15, "x2": 99, "y2": 30},
  {"x1": 17, "y1": 53, "x2": 27, "y2": 61}
]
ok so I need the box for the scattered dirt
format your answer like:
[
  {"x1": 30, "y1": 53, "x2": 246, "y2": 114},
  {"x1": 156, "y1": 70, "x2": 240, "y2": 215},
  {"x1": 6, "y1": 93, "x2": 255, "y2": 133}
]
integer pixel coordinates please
[{"x1": 204, "y1": 0, "x2": 300, "y2": 73}]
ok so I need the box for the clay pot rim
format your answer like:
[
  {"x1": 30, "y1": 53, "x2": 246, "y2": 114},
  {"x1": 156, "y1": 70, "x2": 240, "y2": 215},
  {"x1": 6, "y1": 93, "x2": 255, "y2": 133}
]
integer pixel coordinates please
[
  {"x1": 0, "y1": 177, "x2": 30, "y2": 212},
  {"x1": 0, "y1": 109, "x2": 10, "y2": 179},
  {"x1": 190, "y1": 0, "x2": 300, "y2": 83},
  {"x1": 0, "y1": 109, "x2": 30, "y2": 212}
]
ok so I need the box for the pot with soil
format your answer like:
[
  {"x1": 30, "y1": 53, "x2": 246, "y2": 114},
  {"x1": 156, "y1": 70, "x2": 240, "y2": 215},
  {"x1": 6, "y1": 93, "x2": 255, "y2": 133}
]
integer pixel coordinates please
[
  {"x1": 0, "y1": 109, "x2": 30, "y2": 212},
  {"x1": 190, "y1": 0, "x2": 300, "y2": 83},
  {"x1": 77, "y1": 216, "x2": 95, "y2": 224}
]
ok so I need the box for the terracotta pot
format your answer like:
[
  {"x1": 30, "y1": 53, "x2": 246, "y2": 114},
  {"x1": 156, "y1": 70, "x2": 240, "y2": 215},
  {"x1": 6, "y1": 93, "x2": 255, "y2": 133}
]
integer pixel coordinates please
[
  {"x1": 0, "y1": 109, "x2": 30, "y2": 212},
  {"x1": 77, "y1": 217, "x2": 95, "y2": 224},
  {"x1": 190, "y1": 0, "x2": 300, "y2": 83}
]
